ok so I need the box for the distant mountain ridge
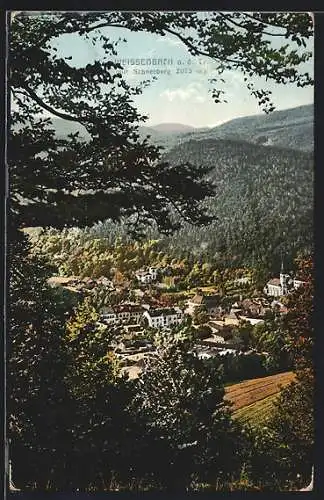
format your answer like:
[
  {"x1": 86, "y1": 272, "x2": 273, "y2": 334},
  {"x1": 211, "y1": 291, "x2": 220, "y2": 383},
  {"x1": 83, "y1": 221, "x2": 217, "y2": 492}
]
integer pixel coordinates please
[
  {"x1": 179, "y1": 104, "x2": 313, "y2": 152},
  {"x1": 47, "y1": 103, "x2": 313, "y2": 153},
  {"x1": 149, "y1": 123, "x2": 196, "y2": 133}
]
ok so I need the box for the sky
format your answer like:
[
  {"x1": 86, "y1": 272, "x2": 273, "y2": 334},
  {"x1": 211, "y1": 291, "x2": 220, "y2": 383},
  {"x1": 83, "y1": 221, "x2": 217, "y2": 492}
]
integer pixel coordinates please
[{"x1": 46, "y1": 13, "x2": 314, "y2": 128}]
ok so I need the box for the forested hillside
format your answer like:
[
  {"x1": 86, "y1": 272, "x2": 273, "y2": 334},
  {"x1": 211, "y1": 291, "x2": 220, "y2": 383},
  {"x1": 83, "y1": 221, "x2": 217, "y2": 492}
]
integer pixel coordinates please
[
  {"x1": 32, "y1": 105, "x2": 313, "y2": 271},
  {"x1": 180, "y1": 104, "x2": 313, "y2": 152},
  {"x1": 159, "y1": 138, "x2": 313, "y2": 270},
  {"x1": 79, "y1": 137, "x2": 313, "y2": 272}
]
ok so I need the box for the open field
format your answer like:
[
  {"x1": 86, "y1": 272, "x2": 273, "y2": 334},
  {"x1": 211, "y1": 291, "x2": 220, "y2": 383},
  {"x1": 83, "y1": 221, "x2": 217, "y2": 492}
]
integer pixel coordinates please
[
  {"x1": 233, "y1": 393, "x2": 280, "y2": 426},
  {"x1": 224, "y1": 371, "x2": 295, "y2": 425}
]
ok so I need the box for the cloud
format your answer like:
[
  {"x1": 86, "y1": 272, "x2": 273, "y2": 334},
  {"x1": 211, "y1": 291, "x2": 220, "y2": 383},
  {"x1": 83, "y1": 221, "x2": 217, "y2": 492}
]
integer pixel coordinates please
[
  {"x1": 221, "y1": 69, "x2": 245, "y2": 87},
  {"x1": 157, "y1": 36, "x2": 183, "y2": 48},
  {"x1": 144, "y1": 48, "x2": 157, "y2": 58},
  {"x1": 160, "y1": 82, "x2": 207, "y2": 103}
]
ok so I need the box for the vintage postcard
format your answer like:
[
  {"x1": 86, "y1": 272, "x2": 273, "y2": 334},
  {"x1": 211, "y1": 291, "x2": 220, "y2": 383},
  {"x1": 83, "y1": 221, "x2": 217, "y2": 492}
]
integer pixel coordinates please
[{"x1": 6, "y1": 10, "x2": 314, "y2": 494}]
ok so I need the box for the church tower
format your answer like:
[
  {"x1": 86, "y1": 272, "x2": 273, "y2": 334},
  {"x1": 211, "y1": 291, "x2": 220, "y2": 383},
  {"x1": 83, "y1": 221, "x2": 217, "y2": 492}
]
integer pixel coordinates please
[{"x1": 279, "y1": 258, "x2": 289, "y2": 295}]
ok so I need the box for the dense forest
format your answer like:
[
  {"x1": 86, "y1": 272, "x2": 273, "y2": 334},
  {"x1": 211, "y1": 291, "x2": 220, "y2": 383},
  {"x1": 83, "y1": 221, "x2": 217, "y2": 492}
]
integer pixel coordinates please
[
  {"x1": 68, "y1": 137, "x2": 313, "y2": 273},
  {"x1": 162, "y1": 138, "x2": 313, "y2": 271}
]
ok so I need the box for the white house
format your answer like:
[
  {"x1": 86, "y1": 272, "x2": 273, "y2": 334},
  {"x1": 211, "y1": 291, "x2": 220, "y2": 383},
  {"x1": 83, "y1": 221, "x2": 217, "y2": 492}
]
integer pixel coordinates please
[
  {"x1": 264, "y1": 271, "x2": 305, "y2": 297},
  {"x1": 293, "y1": 278, "x2": 305, "y2": 289},
  {"x1": 135, "y1": 271, "x2": 153, "y2": 284},
  {"x1": 135, "y1": 267, "x2": 159, "y2": 284},
  {"x1": 100, "y1": 304, "x2": 145, "y2": 324},
  {"x1": 100, "y1": 306, "x2": 117, "y2": 323},
  {"x1": 264, "y1": 278, "x2": 282, "y2": 297},
  {"x1": 264, "y1": 271, "x2": 292, "y2": 297},
  {"x1": 114, "y1": 304, "x2": 145, "y2": 324},
  {"x1": 148, "y1": 266, "x2": 158, "y2": 280},
  {"x1": 142, "y1": 307, "x2": 184, "y2": 329}
]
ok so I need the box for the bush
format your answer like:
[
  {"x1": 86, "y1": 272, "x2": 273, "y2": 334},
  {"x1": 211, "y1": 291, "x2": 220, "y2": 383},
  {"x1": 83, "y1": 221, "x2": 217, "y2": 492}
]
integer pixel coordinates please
[{"x1": 195, "y1": 324, "x2": 213, "y2": 339}]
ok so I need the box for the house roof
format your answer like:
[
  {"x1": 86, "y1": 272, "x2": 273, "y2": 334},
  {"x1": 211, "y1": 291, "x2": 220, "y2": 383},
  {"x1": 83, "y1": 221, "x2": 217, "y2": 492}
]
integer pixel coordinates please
[
  {"x1": 114, "y1": 304, "x2": 144, "y2": 314},
  {"x1": 136, "y1": 271, "x2": 152, "y2": 277},
  {"x1": 241, "y1": 299, "x2": 253, "y2": 307},
  {"x1": 48, "y1": 276, "x2": 78, "y2": 285},
  {"x1": 267, "y1": 278, "x2": 281, "y2": 286},
  {"x1": 190, "y1": 294, "x2": 204, "y2": 305},
  {"x1": 146, "y1": 307, "x2": 182, "y2": 317},
  {"x1": 101, "y1": 306, "x2": 115, "y2": 315},
  {"x1": 190, "y1": 293, "x2": 220, "y2": 306},
  {"x1": 82, "y1": 277, "x2": 94, "y2": 283},
  {"x1": 204, "y1": 295, "x2": 221, "y2": 306},
  {"x1": 224, "y1": 317, "x2": 240, "y2": 326},
  {"x1": 228, "y1": 309, "x2": 242, "y2": 319}
]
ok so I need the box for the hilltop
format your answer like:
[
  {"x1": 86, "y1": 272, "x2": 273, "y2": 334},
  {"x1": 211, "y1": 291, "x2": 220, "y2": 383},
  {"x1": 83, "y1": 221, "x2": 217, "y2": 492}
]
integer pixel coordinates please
[
  {"x1": 180, "y1": 104, "x2": 313, "y2": 152},
  {"x1": 148, "y1": 123, "x2": 196, "y2": 133},
  {"x1": 48, "y1": 103, "x2": 313, "y2": 153}
]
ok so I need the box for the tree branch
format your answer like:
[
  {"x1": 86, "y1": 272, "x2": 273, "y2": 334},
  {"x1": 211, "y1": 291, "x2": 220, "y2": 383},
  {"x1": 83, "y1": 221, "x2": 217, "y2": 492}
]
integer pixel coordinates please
[
  {"x1": 66, "y1": 18, "x2": 241, "y2": 67},
  {"x1": 19, "y1": 83, "x2": 81, "y2": 123},
  {"x1": 158, "y1": 24, "x2": 241, "y2": 65},
  {"x1": 10, "y1": 88, "x2": 27, "y2": 99},
  {"x1": 242, "y1": 12, "x2": 302, "y2": 33},
  {"x1": 218, "y1": 12, "x2": 285, "y2": 37},
  {"x1": 83, "y1": 21, "x2": 127, "y2": 33}
]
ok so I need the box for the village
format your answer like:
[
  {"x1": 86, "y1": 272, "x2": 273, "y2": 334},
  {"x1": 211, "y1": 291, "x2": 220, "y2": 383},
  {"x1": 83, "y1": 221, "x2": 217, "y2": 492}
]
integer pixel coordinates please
[
  {"x1": 48, "y1": 262, "x2": 305, "y2": 379},
  {"x1": 9, "y1": 10, "x2": 314, "y2": 493}
]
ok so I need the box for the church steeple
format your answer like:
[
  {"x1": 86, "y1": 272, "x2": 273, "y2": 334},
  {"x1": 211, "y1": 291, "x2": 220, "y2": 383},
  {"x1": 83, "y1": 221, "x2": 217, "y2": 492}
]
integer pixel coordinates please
[
  {"x1": 280, "y1": 251, "x2": 284, "y2": 274},
  {"x1": 280, "y1": 253, "x2": 288, "y2": 295}
]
